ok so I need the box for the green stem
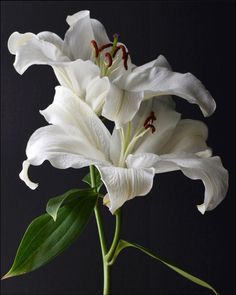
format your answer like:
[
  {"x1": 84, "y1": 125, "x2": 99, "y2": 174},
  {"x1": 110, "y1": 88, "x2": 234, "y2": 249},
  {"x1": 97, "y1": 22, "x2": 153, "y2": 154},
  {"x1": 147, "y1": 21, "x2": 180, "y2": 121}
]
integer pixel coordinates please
[
  {"x1": 94, "y1": 203, "x2": 111, "y2": 294},
  {"x1": 90, "y1": 166, "x2": 110, "y2": 295},
  {"x1": 105, "y1": 209, "x2": 122, "y2": 263}
]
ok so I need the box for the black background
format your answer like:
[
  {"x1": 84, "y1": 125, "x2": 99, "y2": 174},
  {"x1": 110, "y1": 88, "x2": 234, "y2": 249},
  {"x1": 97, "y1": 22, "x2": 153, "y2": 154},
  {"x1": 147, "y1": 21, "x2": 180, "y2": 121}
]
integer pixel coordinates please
[{"x1": 1, "y1": 1, "x2": 235, "y2": 295}]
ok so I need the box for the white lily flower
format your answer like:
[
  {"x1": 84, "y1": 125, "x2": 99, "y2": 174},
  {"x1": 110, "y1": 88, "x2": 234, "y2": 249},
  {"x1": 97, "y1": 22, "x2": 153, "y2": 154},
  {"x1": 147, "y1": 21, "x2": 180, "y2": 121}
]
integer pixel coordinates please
[
  {"x1": 8, "y1": 10, "x2": 216, "y2": 126},
  {"x1": 20, "y1": 86, "x2": 228, "y2": 214}
]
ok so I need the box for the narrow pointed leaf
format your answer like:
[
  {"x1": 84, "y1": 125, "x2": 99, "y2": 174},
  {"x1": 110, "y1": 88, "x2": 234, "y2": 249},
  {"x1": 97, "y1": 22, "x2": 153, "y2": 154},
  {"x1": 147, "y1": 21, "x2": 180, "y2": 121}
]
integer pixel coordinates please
[
  {"x1": 2, "y1": 194, "x2": 97, "y2": 279},
  {"x1": 46, "y1": 188, "x2": 96, "y2": 221},
  {"x1": 83, "y1": 167, "x2": 103, "y2": 191},
  {"x1": 109, "y1": 240, "x2": 219, "y2": 295}
]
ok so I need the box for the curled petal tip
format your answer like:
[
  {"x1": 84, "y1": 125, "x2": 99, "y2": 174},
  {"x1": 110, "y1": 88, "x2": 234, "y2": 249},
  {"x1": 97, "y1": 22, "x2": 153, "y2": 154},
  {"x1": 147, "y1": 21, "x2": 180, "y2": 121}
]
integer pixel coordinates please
[
  {"x1": 197, "y1": 203, "x2": 206, "y2": 214},
  {"x1": 19, "y1": 160, "x2": 38, "y2": 190}
]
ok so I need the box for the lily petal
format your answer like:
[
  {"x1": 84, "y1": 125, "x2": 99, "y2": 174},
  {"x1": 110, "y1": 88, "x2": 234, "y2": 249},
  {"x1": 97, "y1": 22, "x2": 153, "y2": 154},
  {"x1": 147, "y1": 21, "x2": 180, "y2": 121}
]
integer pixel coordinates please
[
  {"x1": 21, "y1": 124, "x2": 110, "y2": 189},
  {"x1": 66, "y1": 10, "x2": 90, "y2": 26},
  {"x1": 10, "y1": 33, "x2": 69, "y2": 74},
  {"x1": 160, "y1": 119, "x2": 210, "y2": 155},
  {"x1": 102, "y1": 84, "x2": 143, "y2": 128},
  {"x1": 109, "y1": 97, "x2": 180, "y2": 165},
  {"x1": 114, "y1": 65, "x2": 216, "y2": 117},
  {"x1": 37, "y1": 31, "x2": 64, "y2": 50},
  {"x1": 63, "y1": 10, "x2": 110, "y2": 61},
  {"x1": 66, "y1": 10, "x2": 110, "y2": 47},
  {"x1": 86, "y1": 76, "x2": 110, "y2": 114},
  {"x1": 19, "y1": 160, "x2": 38, "y2": 190},
  {"x1": 40, "y1": 86, "x2": 111, "y2": 158},
  {"x1": 63, "y1": 11, "x2": 94, "y2": 60},
  {"x1": 8, "y1": 32, "x2": 35, "y2": 54},
  {"x1": 52, "y1": 59, "x2": 109, "y2": 112},
  {"x1": 97, "y1": 165, "x2": 155, "y2": 214},
  {"x1": 133, "y1": 98, "x2": 181, "y2": 154},
  {"x1": 131, "y1": 54, "x2": 172, "y2": 73},
  {"x1": 127, "y1": 153, "x2": 228, "y2": 213},
  {"x1": 26, "y1": 125, "x2": 109, "y2": 167},
  {"x1": 90, "y1": 18, "x2": 110, "y2": 47}
]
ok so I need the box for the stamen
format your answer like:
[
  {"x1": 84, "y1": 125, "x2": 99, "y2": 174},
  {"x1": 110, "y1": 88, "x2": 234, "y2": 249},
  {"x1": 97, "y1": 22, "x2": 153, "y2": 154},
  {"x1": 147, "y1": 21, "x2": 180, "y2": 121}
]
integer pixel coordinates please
[
  {"x1": 118, "y1": 45, "x2": 127, "y2": 59},
  {"x1": 91, "y1": 34, "x2": 130, "y2": 73},
  {"x1": 98, "y1": 43, "x2": 113, "y2": 52},
  {"x1": 91, "y1": 40, "x2": 99, "y2": 57},
  {"x1": 143, "y1": 111, "x2": 157, "y2": 133},
  {"x1": 124, "y1": 52, "x2": 129, "y2": 70},
  {"x1": 144, "y1": 112, "x2": 156, "y2": 127},
  {"x1": 144, "y1": 124, "x2": 156, "y2": 133},
  {"x1": 105, "y1": 52, "x2": 113, "y2": 67}
]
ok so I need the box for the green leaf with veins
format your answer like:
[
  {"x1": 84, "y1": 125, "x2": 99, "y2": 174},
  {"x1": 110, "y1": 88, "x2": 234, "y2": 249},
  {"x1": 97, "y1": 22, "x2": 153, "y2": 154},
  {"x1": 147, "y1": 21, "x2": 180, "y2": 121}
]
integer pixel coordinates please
[{"x1": 2, "y1": 193, "x2": 97, "y2": 280}]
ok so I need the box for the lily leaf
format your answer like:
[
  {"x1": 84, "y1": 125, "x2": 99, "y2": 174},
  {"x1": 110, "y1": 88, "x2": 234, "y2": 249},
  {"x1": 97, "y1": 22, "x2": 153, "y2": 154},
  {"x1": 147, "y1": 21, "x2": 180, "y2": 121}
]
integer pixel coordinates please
[
  {"x1": 2, "y1": 194, "x2": 97, "y2": 280},
  {"x1": 46, "y1": 188, "x2": 96, "y2": 221},
  {"x1": 83, "y1": 167, "x2": 103, "y2": 191},
  {"x1": 109, "y1": 239, "x2": 219, "y2": 295}
]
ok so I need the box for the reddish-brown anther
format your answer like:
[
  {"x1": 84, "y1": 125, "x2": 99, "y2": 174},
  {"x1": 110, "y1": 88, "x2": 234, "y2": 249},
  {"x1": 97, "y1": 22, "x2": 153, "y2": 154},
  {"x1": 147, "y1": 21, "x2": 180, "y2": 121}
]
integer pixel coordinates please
[
  {"x1": 124, "y1": 52, "x2": 129, "y2": 70},
  {"x1": 144, "y1": 111, "x2": 156, "y2": 127},
  {"x1": 118, "y1": 45, "x2": 127, "y2": 59},
  {"x1": 144, "y1": 124, "x2": 156, "y2": 133},
  {"x1": 98, "y1": 43, "x2": 113, "y2": 52},
  {"x1": 91, "y1": 36, "x2": 129, "y2": 70},
  {"x1": 144, "y1": 111, "x2": 157, "y2": 133},
  {"x1": 91, "y1": 40, "x2": 99, "y2": 57},
  {"x1": 105, "y1": 53, "x2": 113, "y2": 67},
  {"x1": 113, "y1": 45, "x2": 129, "y2": 70}
]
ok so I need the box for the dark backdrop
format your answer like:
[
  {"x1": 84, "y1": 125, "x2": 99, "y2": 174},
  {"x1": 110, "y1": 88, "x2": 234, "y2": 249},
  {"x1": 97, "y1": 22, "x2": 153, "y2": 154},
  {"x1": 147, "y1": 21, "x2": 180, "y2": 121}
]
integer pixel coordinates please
[{"x1": 1, "y1": 1, "x2": 235, "y2": 295}]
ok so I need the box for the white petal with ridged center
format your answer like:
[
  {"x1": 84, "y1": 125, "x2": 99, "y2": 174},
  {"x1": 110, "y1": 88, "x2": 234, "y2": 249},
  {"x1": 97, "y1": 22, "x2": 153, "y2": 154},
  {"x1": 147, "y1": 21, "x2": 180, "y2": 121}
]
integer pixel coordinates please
[
  {"x1": 53, "y1": 59, "x2": 101, "y2": 97},
  {"x1": 40, "y1": 86, "x2": 111, "y2": 158},
  {"x1": 21, "y1": 124, "x2": 111, "y2": 189},
  {"x1": 102, "y1": 84, "x2": 144, "y2": 128},
  {"x1": 114, "y1": 66, "x2": 216, "y2": 117},
  {"x1": 97, "y1": 165, "x2": 155, "y2": 214},
  {"x1": 52, "y1": 59, "x2": 110, "y2": 112},
  {"x1": 85, "y1": 76, "x2": 110, "y2": 114},
  {"x1": 127, "y1": 152, "x2": 228, "y2": 213}
]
